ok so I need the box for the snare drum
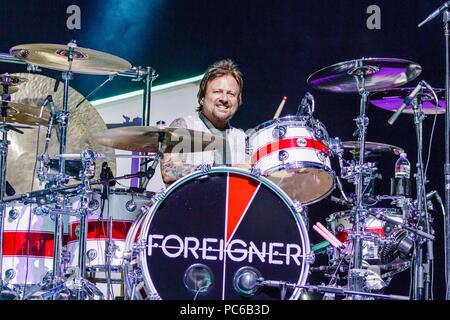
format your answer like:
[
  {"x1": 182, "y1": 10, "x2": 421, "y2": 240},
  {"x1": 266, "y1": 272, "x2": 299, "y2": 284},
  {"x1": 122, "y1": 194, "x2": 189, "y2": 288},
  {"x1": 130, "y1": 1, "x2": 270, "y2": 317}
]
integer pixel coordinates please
[
  {"x1": 326, "y1": 208, "x2": 403, "y2": 264},
  {"x1": 2, "y1": 203, "x2": 68, "y2": 286},
  {"x1": 248, "y1": 116, "x2": 335, "y2": 204},
  {"x1": 66, "y1": 189, "x2": 151, "y2": 272},
  {"x1": 123, "y1": 167, "x2": 311, "y2": 300}
]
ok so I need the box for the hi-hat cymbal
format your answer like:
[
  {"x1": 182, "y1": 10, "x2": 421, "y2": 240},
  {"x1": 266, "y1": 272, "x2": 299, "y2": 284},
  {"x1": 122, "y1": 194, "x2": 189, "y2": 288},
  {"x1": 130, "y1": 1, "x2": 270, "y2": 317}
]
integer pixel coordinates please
[
  {"x1": 0, "y1": 100, "x2": 50, "y2": 126},
  {"x1": 342, "y1": 141, "x2": 404, "y2": 156},
  {"x1": 10, "y1": 43, "x2": 132, "y2": 75},
  {"x1": 370, "y1": 87, "x2": 446, "y2": 114},
  {"x1": 307, "y1": 58, "x2": 422, "y2": 93},
  {"x1": 93, "y1": 126, "x2": 225, "y2": 153}
]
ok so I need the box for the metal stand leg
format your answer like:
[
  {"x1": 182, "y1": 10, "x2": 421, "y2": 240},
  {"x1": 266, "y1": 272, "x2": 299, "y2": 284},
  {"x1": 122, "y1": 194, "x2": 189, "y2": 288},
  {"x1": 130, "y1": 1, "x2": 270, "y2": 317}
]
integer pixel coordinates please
[{"x1": 349, "y1": 69, "x2": 370, "y2": 294}]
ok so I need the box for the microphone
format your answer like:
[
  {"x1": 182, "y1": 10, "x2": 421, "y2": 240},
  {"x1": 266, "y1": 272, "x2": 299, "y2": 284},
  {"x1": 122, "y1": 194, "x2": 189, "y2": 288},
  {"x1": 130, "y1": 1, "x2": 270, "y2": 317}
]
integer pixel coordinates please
[
  {"x1": 418, "y1": 1, "x2": 450, "y2": 28},
  {"x1": 296, "y1": 92, "x2": 314, "y2": 116},
  {"x1": 388, "y1": 81, "x2": 424, "y2": 125},
  {"x1": 100, "y1": 161, "x2": 116, "y2": 187},
  {"x1": 330, "y1": 195, "x2": 353, "y2": 208}
]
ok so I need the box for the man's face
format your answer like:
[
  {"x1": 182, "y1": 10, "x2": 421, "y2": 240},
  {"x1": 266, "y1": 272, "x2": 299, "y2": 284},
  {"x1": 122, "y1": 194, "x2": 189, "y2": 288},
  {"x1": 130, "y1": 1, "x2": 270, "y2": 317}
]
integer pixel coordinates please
[{"x1": 200, "y1": 74, "x2": 240, "y2": 129}]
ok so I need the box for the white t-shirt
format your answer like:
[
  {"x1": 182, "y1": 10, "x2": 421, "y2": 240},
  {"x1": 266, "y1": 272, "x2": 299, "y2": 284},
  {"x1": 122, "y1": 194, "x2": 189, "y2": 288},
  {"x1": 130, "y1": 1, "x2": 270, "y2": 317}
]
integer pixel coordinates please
[{"x1": 170, "y1": 113, "x2": 247, "y2": 166}]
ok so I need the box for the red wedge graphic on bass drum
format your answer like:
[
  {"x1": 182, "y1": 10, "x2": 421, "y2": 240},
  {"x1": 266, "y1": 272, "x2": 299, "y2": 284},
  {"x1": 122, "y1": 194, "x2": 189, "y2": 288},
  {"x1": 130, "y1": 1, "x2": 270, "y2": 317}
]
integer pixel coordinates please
[{"x1": 225, "y1": 173, "x2": 260, "y2": 242}]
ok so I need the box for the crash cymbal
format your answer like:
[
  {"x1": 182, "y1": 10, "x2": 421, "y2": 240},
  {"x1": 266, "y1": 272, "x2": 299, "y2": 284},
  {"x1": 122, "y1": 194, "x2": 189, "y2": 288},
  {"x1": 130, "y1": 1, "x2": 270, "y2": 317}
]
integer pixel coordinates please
[
  {"x1": 342, "y1": 141, "x2": 404, "y2": 156},
  {"x1": 370, "y1": 87, "x2": 446, "y2": 114},
  {"x1": 6, "y1": 73, "x2": 116, "y2": 194},
  {"x1": 307, "y1": 58, "x2": 422, "y2": 93},
  {"x1": 0, "y1": 100, "x2": 50, "y2": 126},
  {"x1": 10, "y1": 43, "x2": 132, "y2": 75},
  {"x1": 93, "y1": 126, "x2": 225, "y2": 153}
]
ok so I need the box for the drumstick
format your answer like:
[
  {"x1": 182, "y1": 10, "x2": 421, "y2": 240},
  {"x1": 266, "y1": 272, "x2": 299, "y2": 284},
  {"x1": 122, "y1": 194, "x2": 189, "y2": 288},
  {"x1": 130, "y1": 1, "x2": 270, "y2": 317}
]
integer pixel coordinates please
[
  {"x1": 315, "y1": 222, "x2": 344, "y2": 247},
  {"x1": 312, "y1": 225, "x2": 342, "y2": 249},
  {"x1": 273, "y1": 96, "x2": 287, "y2": 119}
]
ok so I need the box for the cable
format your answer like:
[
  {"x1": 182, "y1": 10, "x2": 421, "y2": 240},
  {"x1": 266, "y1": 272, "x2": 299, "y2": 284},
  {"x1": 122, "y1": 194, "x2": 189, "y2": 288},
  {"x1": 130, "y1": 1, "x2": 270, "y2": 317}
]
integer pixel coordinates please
[
  {"x1": 424, "y1": 86, "x2": 440, "y2": 177},
  {"x1": 193, "y1": 284, "x2": 210, "y2": 300}
]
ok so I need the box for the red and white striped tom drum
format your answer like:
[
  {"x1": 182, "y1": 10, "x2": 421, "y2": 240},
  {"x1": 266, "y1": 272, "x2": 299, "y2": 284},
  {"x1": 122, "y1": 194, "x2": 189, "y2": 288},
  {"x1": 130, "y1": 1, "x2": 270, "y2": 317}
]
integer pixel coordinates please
[
  {"x1": 66, "y1": 189, "x2": 150, "y2": 272},
  {"x1": 248, "y1": 116, "x2": 335, "y2": 204},
  {"x1": 2, "y1": 203, "x2": 67, "y2": 285},
  {"x1": 123, "y1": 167, "x2": 311, "y2": 300}
]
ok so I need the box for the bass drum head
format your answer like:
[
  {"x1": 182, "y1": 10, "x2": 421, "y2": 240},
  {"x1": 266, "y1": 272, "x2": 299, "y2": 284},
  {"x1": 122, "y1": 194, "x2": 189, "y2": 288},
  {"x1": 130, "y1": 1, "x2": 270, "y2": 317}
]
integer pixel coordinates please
[{"x1": 137, "y1": 167, "x2": 311, "y2": 300}]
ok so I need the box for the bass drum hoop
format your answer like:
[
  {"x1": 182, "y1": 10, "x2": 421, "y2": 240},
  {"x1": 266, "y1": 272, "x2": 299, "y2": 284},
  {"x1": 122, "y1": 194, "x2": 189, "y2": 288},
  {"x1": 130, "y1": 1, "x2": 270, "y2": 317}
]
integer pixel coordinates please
[{"x1": 137, "y1": 166, "x2": 311, "y2": 300}]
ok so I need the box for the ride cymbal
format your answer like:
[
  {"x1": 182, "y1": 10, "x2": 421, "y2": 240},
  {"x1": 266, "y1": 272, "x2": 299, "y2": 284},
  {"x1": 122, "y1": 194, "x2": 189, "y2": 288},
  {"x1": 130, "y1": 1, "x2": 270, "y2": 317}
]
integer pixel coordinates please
[
  {"x1": 307, "y1": 58, "x2": 422, "y2": 93},
  {"x1": 10, "y1": 43, "x2": 132, "y2": 75}
]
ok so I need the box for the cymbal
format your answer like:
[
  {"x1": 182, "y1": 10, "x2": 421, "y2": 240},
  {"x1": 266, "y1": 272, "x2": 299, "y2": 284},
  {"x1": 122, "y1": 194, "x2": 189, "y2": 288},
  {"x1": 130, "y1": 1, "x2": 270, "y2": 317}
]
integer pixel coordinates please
[
  {"x1": 10, "y1": 43, "x2": 132, "y2": 75},
  {"x1": 0, "y1": 86, "x2": 19, "y2": 94},
  {"x1": 0, "y1": 100, "x2": 50, "y2": 126},
  {"x1": 342, "y1": 141, "x2": 404, "y2": 156},
  {"x1": 307, "y1": 58, "x2": 422, "y2": 93},
  {"x1": 7, "y1": 73, "x2": 116, "y2": 194},
  {"x1": 93, "y1": 126, "x2": 225, "y2": 153},
  {"x1": 370, "y1": 87, "x2": 446, "y2": 114}
]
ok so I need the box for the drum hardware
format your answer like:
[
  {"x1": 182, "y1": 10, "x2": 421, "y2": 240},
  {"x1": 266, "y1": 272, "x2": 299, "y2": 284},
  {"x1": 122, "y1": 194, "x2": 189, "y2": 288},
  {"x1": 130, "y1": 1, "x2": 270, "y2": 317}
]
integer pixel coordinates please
[
  {"x1": 249, "y1": 278, "x2": 411, "y2": 300},
  {"x1": 308, "y1": 57, "x2": 422, "y2": 295},
  {"x1": 380, "y1": 83, "x2": 438, "y2": 299},
  {"x1": 249, "y1": 166, "x2": 261, "y2": 178}
]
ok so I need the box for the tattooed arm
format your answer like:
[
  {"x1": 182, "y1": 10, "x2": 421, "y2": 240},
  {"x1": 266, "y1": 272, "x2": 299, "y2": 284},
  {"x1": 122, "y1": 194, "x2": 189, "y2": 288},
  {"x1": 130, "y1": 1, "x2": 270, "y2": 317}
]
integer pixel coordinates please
[{"x1": 160, "y1": 117, "x2": 198, "y2": 184}]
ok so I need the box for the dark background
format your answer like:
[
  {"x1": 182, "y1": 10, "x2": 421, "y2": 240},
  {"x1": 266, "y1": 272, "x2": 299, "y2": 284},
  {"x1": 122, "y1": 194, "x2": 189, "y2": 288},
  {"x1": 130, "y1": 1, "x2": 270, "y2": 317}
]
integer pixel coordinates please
[{"x1": 0, "y1": 0, "x2": 448, "y2": 299}]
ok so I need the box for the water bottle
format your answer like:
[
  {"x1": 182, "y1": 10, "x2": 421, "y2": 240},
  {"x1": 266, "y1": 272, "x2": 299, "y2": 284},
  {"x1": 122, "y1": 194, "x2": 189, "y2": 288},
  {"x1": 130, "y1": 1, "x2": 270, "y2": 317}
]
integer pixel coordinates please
[
  {"x1": 394, "y1": 152, "x2": 411, "y2": 179},
  {"x1": 391, "y1": 152, "x2": 411, "y2": 196}
]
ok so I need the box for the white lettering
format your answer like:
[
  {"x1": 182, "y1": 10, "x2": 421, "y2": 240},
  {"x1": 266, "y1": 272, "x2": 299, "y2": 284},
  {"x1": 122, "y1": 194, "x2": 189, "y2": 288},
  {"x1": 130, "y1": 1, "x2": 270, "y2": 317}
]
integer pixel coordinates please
[
  {"x1": 161, "y1": 234, "x2": 183, "y2": 258},
  {"x1": 269, "y1": 242, "x2": 284, "y2": 265},
  {"x1": 184, "y1": 237, "x2": 200, "y2": 259}
]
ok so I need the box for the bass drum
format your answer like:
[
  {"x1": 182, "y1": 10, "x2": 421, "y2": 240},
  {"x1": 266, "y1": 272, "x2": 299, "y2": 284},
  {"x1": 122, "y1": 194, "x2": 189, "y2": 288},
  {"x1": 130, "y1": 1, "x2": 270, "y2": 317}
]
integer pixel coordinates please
[{"x1": 123, "y1": 167, "x2": 311, "y2": 300}]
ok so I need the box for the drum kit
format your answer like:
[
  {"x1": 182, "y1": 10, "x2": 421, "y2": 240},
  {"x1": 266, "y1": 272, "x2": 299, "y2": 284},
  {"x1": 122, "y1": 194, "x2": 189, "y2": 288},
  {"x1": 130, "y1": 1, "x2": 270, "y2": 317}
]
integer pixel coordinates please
[{"x1": 0, "y1": 39, "x2": 444, "y2": 300}]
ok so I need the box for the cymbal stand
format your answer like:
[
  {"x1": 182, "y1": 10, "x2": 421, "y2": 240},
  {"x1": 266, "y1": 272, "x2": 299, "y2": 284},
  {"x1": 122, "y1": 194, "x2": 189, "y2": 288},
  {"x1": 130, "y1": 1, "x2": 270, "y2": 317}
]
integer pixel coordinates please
[
  {"x1": 0, "y1": 79, "x2": 30, "y2": 298},
  {"x1": 42, "y1": 40, "x2": 77, "y2": 298},
  {"x1": 410, "y1": 94, "x2": 435, "y2": 299},
  {"x1": 348, "y1": 66, "x2": 371, "y2": 295}
]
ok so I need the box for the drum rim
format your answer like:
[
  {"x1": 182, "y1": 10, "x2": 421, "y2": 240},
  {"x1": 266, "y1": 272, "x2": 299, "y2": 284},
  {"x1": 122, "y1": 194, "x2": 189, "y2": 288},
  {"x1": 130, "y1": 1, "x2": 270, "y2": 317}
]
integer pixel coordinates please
[
  {"x1": 250, "y1": 115, "x2": 328, "y2": 135},
  {"x1": 136, "y1": 166, "x2": 311, "y2": 300}
]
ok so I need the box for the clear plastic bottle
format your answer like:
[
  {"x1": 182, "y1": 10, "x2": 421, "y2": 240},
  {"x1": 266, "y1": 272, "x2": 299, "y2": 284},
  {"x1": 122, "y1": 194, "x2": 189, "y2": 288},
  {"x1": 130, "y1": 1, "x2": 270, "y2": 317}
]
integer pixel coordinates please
[{"x1": 394, "y1": 152, "x2": 411, "y2": 179}]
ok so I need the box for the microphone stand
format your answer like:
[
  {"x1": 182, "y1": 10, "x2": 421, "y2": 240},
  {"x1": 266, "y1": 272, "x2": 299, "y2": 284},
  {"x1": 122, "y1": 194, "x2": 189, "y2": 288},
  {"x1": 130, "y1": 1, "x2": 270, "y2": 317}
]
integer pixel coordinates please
[
  {"x1": 418, "y1": 2, "x2": 450, "y2": 300},
  {"x1": 411, "y1": 96, "x2": 434, "y2": 300},
  {"x1": 445, "y1": 9, "x2": 450, "y2": 302}
]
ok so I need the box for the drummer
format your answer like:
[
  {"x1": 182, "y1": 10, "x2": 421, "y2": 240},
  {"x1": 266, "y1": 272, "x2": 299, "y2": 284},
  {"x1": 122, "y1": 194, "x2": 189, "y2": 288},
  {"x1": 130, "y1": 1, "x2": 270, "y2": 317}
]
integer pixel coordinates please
[{"x1": 160, "y1": 59, "x2": 247, "y2": 184}]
